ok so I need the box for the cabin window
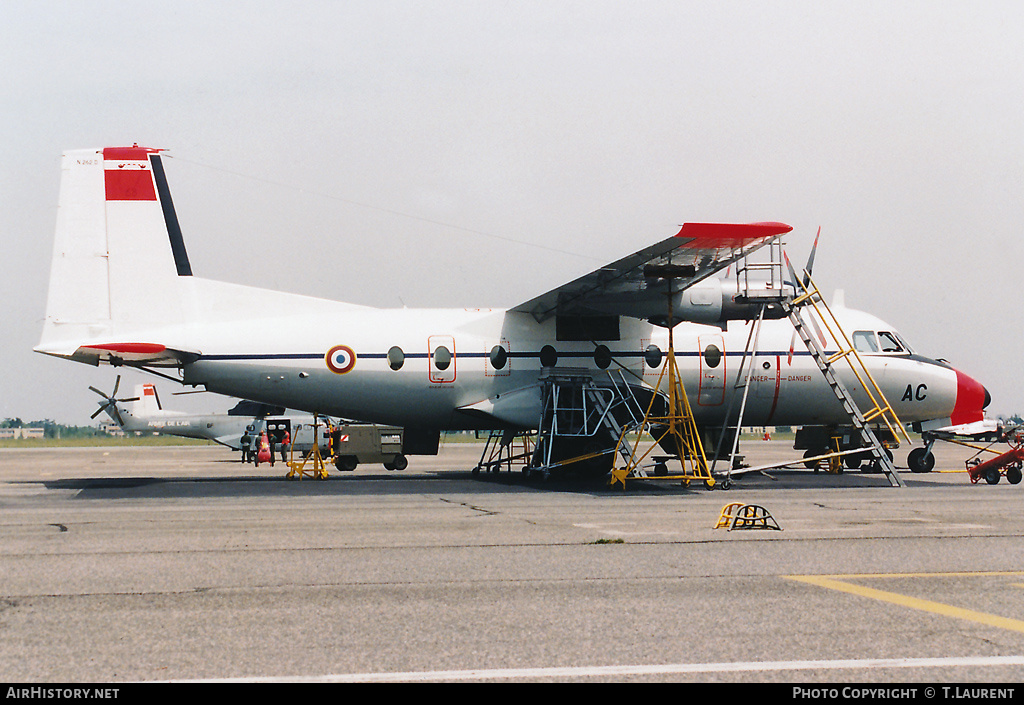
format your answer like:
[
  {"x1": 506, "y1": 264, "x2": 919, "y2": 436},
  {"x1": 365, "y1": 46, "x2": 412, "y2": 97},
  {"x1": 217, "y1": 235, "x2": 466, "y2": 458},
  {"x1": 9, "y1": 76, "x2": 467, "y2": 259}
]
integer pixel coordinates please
[
  {"x1": 539, "y1": 345, "x2": 558, "y2": 367},
  {"x1": 852, "y1": 331, "x2": 879, "y2": 353},
  {"x1": 877, "y1": 332, "x2": 903, "y2": 353},
  {"x1": 645, "y1": 344, "x2": 662, "y2": 368},
  {"x1": 433, "y1": 345, "x2": 452, "y2": 371},
  {"x1": 703, "y1": 344, "x2": 722, "y2": 368},
  {"x1": 489, "y1": 345, "x2": 508, "y2": 370},
  {"x1": 387, "y1": 346, "x2": 405, "y2": 371}
]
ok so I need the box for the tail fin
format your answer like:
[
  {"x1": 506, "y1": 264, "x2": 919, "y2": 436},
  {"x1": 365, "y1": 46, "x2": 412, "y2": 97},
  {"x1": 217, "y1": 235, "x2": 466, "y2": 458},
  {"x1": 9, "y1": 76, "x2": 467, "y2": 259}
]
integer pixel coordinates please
[
  {"x1": 136, "y1": 384, "x2": 163, "y2": 415},
  {"x1": 36, "y1": 146, "x2": 193, "y2": 364}
]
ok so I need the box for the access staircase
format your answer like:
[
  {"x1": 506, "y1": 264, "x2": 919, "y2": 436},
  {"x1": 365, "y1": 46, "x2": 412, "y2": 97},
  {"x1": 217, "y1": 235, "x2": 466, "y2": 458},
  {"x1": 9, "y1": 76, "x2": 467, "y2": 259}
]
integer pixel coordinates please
[
  {"x1": 781, "y1": 254, "x2": 911, "y2": 487},
  {"x1": 527, "y1": 368, "x2": 649, "y2": 478}
]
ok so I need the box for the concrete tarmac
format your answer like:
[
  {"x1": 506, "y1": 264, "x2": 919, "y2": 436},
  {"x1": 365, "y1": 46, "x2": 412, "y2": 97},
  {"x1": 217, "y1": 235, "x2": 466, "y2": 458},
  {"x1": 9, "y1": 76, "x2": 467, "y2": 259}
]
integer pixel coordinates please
[{"x1": 1, "y1": 439, "x2": 1023, "y2": 683}]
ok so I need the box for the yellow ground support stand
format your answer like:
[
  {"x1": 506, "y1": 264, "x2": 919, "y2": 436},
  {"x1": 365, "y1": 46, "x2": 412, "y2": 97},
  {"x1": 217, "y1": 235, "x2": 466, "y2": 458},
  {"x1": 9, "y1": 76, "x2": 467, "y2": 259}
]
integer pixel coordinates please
[
  {"x1": 828, "y1": 436, "x2": 843, "y2": 474},
  {"x1": 609, "y1": 306, "x2": 714, "y2": 490},
  {"x1": 714, "y1": 502, "x2": 782, "y2": 531},
  {"x1": 285, "y1": 416, "x2": 330, "y2": 480}
]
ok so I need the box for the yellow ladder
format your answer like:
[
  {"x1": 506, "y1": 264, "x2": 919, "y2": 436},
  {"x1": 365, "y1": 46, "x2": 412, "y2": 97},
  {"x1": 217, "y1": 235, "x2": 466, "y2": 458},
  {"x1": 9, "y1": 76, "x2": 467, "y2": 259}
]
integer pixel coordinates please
[{"x1": 785, "y1": 260, "x2": 911, "y2": 487}]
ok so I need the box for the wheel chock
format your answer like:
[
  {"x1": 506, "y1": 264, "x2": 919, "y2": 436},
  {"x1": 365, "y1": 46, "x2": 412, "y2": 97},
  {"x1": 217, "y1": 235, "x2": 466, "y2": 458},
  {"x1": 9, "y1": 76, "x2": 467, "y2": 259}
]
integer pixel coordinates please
[{"x1": 714, "y1": 502, "x2": 782, "y2": 531}]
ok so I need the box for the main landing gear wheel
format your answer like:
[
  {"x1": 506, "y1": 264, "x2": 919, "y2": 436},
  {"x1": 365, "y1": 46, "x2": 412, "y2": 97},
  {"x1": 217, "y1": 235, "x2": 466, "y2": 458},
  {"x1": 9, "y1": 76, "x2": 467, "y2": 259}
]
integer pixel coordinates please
[
  {"x1": 804, "y1": 449, "x2": 823, "y2": 470},
  {"x1": 908, "y1": 447, "x2": 936, "y2": 473}
]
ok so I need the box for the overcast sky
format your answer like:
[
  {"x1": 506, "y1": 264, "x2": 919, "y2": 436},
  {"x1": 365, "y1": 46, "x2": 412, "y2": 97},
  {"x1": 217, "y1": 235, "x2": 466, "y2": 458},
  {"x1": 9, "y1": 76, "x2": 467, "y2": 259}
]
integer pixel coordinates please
[{"x1": 2, "y1": 1, "x2": 1022, "y2": 426}]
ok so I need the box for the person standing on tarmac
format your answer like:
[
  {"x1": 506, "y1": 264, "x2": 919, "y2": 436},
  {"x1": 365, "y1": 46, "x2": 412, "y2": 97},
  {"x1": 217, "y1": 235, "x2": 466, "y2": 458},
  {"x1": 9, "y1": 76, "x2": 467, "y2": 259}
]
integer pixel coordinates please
[
  {"x1": 240, "y1": 430, "x2": 252, "y2": 463},
  {"x1": 280, "y1": 429, "x2": 290, "y2": 463}
]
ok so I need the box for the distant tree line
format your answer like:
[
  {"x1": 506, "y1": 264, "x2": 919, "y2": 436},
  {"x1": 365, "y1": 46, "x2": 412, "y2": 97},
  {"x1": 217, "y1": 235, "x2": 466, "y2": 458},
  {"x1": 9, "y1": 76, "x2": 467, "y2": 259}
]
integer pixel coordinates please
[{"x1": 1, "y1": 418, "x2": 112, "y2": 438}]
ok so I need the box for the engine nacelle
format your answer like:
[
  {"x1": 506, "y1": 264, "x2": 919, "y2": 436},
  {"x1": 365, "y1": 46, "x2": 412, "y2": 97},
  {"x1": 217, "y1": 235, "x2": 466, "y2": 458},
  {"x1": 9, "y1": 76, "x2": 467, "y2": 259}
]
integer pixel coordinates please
[{"x1": 647, "y1": 279, "x2": 788, "y2": 327}]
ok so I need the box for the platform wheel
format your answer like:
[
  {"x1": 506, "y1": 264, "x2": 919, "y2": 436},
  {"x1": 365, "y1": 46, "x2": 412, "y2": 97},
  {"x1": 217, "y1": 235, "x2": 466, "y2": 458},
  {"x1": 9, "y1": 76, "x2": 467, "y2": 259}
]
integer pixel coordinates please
[
  {"x1": 1006, "y1": 465, "x2": 1022, "y2": 485},
  {"x1": 985, "y1": 467, "x2": 1001, "y2": 485},
  {"x1": 336, "y1": 455, "x2": 358, "y2": 472}
]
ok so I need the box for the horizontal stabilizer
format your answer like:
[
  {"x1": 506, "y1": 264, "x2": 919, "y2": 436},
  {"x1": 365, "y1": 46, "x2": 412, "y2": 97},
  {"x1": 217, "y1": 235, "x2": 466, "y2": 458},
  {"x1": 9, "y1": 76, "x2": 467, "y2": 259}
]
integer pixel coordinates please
[{"x1": 36, "y1": 341, "x2": 200, "y2": 367}]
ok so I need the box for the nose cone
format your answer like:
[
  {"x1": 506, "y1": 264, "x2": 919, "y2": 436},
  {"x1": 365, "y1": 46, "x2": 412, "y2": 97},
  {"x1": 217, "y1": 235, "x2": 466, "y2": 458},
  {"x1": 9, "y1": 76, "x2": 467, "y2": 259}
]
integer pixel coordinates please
[{"x1": 951, "y1": 369, "x2": 990, "y2": 425}]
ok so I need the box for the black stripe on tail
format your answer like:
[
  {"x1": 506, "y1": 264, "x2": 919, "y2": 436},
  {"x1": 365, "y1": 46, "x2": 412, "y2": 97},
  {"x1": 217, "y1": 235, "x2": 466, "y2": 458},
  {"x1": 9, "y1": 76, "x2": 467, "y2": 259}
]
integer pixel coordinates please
[{"x1": 150, "y1": 154, "x2": 193, "y2": 276}]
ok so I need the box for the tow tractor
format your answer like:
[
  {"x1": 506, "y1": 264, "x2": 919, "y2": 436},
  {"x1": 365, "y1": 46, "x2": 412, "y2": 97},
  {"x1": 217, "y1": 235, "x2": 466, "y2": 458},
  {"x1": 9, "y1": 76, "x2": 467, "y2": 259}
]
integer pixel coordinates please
[
  {"x1": 965, "y1": 427, "x2": 1024, "y2": 485},
  {"x1": 916, "y1": 422, "x2": 1023, "y2": 486}
]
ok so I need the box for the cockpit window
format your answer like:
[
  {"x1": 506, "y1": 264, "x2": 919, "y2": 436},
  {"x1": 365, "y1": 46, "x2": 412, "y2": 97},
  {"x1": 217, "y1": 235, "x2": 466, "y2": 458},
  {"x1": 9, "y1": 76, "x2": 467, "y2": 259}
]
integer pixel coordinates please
[
  {"x1": 893, "y1": 331, "x2": 914, "y2": 354},
  {"x1": 877, "y1": 331, "x2": 904, "y2": 353},
  {"x1": 852, "y1": 331, "x2": 879, "y2": 353}
]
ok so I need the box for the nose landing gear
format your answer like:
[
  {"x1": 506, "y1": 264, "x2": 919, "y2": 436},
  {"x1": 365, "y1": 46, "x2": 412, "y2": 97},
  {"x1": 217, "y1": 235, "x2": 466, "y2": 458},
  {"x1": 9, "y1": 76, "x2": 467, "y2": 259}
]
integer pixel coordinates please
[{"x1": 908, "y1": 446, "x2": 936, "y2": 473}]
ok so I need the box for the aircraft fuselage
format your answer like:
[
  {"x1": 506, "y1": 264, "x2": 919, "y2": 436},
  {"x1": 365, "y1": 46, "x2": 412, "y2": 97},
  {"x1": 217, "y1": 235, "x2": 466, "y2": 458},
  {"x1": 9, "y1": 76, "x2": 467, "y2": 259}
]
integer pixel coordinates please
[{"x1": 179, "y1": 303, "x2": 978, "y2": 434}]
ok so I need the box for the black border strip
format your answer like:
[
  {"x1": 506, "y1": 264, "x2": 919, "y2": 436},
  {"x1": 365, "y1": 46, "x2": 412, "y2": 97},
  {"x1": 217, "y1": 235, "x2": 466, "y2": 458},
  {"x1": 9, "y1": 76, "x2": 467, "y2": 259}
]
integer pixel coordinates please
[{"x1": 150, "y1": 154, "x2": 193, "y2": 276}]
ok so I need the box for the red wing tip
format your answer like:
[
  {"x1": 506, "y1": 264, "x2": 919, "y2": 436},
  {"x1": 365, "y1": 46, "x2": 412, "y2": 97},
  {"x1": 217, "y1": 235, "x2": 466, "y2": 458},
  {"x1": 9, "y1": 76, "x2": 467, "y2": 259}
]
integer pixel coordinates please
[
  {"x1": 676, "y1": 222, "x2": 792, "y2": 236},
  {"x1": 749, "y1": 221, "x2": 793, "y2": 233},
  {"x1": 675, "y1": 221, "x2": 793, "y2": 246}
]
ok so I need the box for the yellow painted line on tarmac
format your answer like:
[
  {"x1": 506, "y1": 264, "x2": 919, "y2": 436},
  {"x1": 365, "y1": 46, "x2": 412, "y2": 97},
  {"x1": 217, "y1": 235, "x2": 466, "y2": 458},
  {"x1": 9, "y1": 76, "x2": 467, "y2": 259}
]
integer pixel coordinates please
[{"x1": 786, "y1": 571, "x2": 1024, "y2": 634}]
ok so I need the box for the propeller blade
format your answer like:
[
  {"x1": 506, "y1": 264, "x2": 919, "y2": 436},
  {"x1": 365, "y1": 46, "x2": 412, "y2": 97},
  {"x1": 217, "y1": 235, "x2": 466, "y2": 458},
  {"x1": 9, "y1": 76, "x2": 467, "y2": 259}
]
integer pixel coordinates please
[
  {"x1": 91, "y1": 406, "x2": 104, "y2": 419},
  {"x1": 152, "y1": 387, "x2": 162, "y2": 411},
  {"x1": 783, "y1": 251, "x2": 800, "y2": 289},
  {"x1": 803, "y1": 226, "x2": 820, "y2": 287},
  {"x1": 88, "y1": 386, "x2": 106, "y2": 398}
]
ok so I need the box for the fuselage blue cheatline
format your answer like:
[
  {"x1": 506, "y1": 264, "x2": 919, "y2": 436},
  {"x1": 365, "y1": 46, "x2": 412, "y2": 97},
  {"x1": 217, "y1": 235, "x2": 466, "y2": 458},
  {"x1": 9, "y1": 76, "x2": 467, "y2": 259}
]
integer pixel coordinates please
[{"x1": 36, "y1": 146, "x2": 990, "y2": 471}]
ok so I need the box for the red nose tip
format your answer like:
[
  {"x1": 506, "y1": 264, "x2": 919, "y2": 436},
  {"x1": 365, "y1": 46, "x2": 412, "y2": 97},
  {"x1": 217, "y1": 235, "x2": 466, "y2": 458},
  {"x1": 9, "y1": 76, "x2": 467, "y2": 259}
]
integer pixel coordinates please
[{"x1": 951, "y1": 369, "x2": 990, "y2": 425}]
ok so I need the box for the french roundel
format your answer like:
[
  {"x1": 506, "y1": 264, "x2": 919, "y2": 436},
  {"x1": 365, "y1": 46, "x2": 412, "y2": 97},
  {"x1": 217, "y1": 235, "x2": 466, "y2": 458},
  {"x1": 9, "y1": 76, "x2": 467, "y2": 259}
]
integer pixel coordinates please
[{"x1": 325, "y1": 345, "x2": 357, "y2": 374}]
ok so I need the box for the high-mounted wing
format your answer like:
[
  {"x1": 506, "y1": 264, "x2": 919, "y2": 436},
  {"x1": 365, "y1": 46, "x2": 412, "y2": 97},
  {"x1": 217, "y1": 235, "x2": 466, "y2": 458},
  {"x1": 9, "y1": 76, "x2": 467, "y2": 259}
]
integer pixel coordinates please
[{"x1": 510, "y1": 222, "x2": 792, "y2": 324}]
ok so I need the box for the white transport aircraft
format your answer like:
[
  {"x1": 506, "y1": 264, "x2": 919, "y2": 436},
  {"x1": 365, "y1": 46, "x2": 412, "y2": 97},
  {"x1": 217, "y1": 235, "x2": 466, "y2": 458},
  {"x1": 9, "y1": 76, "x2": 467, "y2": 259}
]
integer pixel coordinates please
[{"x1": 36, "y1": 146, "x2": 990, "y2": 477}]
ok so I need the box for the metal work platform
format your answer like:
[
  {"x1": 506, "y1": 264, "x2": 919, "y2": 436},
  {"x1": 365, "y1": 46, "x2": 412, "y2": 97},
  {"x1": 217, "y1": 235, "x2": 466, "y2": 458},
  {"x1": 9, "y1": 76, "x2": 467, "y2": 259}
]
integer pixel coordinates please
[{"x1": 528, "y1": 368, "x2": 648, "y2": 479}]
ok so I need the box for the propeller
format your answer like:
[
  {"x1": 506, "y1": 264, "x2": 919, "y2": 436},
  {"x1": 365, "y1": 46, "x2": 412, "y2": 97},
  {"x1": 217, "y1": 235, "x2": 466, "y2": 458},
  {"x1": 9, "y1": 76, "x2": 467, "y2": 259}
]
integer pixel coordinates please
[
  {"x1": 88, "y1": 375, "x2": 139, "y2": 426},
  {"x1": 803, "y1": 225, "x2": 820, "y2": 289},
  {"x1": 783, "y1": 225, "x2": 821, "y2": 292}
]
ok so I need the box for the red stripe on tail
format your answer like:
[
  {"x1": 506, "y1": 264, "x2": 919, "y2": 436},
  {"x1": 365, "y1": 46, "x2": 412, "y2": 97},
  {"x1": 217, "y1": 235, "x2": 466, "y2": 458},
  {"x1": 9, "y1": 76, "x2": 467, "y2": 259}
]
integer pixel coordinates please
[{"x1": 103, "y1": 146, "x2": 160, "y2": 201}]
